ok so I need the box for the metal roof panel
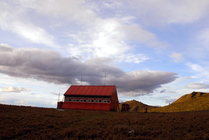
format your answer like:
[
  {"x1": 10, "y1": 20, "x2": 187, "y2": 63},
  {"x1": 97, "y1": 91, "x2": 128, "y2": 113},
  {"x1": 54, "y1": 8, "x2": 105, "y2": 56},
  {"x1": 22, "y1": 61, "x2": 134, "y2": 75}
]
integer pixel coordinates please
[{"x1": 64, "y1": 85, "x2": 116, "y2": 96}]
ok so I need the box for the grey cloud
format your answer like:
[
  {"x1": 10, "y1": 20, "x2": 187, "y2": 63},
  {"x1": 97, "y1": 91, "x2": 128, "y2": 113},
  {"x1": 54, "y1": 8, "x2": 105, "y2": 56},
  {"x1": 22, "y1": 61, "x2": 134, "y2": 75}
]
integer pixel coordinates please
[
  {"x1": 107, "y1": 71, "x2": 177, "y2": 96},
  {"x1": 184, "y1": 83, "x2": 209, "y2": 89},
  {"x1": 0, "y1": 44, "x2": 13, "y2": 52},
  {"x1": 0, "y1": 44, "x2": 124, "y2": 85},
  {"x1": 0, "y1": 45, "x2": 177, "y2": 96},
  {"x1": 160, "y1": 89, "x2": 166, "y2": 93}
]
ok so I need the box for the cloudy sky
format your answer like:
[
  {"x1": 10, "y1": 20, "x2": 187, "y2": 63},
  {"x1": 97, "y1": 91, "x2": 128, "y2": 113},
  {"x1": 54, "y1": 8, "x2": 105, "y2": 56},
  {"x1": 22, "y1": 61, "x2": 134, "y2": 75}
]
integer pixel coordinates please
[{"x1": 1, "y1": 0, "x2": 209, "y2": 108}]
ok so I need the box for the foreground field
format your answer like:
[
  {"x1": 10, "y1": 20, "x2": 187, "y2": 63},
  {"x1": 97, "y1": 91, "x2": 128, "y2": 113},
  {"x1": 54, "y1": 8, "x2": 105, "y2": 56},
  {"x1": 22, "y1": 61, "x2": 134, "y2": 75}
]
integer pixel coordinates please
[{"x1": 1, "y1": 104, "x2": 209, "y2": 140}]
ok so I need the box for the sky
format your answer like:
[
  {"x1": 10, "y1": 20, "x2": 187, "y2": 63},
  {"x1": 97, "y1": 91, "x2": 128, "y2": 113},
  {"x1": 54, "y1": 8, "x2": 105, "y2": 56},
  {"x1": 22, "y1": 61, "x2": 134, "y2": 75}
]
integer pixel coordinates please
[{"x1": 1, "y1": 0, "x2": 209, "y2": 108}]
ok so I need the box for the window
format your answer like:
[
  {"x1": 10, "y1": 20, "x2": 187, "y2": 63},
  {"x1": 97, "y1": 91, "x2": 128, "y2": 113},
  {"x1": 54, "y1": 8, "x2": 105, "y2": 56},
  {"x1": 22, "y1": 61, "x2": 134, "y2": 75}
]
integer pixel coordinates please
[
  {"x1": 95, "y1": 100, "x2": 100, "y2": 103},
  {"x1": 103, "y1": 100, "x2": 111, "y2": 103}
]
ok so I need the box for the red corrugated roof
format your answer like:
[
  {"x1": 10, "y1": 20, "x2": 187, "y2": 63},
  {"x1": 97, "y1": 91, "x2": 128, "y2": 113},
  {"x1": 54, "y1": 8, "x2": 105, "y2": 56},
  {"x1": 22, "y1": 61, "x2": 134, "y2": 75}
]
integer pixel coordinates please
[{"x1": 64, "y1": 85, "x2": 115, "y2": 96}]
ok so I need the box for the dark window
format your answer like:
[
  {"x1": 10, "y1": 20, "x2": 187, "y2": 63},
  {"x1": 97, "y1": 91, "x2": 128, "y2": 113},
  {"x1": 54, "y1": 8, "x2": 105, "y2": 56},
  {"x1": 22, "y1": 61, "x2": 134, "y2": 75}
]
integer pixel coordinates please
[{"x1": 102, "y1": 100, "x2": 111, "y2": 103}]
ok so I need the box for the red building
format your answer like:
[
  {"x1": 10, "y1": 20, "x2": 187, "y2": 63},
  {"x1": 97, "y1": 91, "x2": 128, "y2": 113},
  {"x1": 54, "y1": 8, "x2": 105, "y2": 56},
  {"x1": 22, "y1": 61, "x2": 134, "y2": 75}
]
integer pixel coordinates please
[{"x1": 57, "y1": 85, "x2": 119, "y2": 111}]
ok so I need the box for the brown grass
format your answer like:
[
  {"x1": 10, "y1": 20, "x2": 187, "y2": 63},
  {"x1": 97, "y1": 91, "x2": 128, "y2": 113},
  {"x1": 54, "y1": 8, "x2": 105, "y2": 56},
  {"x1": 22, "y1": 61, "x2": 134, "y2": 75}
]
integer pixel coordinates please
[{"x1": 1, "y1": 104, "x2": 209, "y2": 139}]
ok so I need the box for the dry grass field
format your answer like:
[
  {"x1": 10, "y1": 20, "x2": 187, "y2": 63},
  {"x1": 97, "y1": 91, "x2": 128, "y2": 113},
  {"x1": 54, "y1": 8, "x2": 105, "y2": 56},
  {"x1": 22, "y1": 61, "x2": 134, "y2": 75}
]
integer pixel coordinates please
[{"x1": 1, "y1": 104, "x2": 209, "y2": 140}]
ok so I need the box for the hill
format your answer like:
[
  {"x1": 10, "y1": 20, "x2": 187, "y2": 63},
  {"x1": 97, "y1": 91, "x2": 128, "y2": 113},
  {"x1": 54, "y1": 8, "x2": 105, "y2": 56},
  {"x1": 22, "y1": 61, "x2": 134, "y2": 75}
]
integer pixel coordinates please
[
  {"x1": 122, "y1": 92, "x2": 209, "y2": 112},
  {"x1": 150, "y1": 92, "x2": 209, "y2": 112},
  {"x1": 173, "y1": 91, "x2": 206, "y2": 104},
  {"x1": 120, "y1": 100, "x2": 158, "y2": 112}
]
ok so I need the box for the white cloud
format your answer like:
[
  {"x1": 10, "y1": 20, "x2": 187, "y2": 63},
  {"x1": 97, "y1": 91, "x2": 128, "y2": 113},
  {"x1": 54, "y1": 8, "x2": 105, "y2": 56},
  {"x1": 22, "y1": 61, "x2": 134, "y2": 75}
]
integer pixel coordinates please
[
  {"x1": 86, "y1": 0, "x2": 209, "y2": 25},
  {"x1": 118, "y1": 54, "x2": 149, "y2": 63},
  {"x1": 13, "y1": 22, "x2": 56, "y2": 47},
  {"x1": 186, "y1": 63, "x2": 209, "y2": 82},
  {"x1": 2, "y1": 86, "x2": 31, "y2": 93},
  {"x1": 0, "y1": 0, "x2": 57, "y2": 47},
  {"x1": 170, "y1": 52, "x2": 184, "y2": 62},
  {"x1": 118, "y1": 23, "x2": 168, "y2": 48},
  {"x1": 184, "y1": 28, "x2": 209, "y2": 61},
  {"x1": 0, "y1": 0, "x2": 168, "y2": 61},
  {"x1": 90, "y1": 19, "x2": 128, "y2": 57},
  {"x1": 187, "y1": 63, "x2": 205, "y2": 73},
  {"x1": 131, "y1": 0, "x2": 209, "y2": 24},
  {"x1": 197, "y1": 28, "x2": 209, "y2": 49},
  {"x1": 66, "y1": 18, "x2": 130, "y2": 59},
  {"x1": 21, "y1": 0, "x2": 167, "y2": 59},
  {"x1": 184, "y1": 83, "x2": 209, "y2": 89},
  {"x1": 67, "y1": 17, "x2": 166, "y2": 61},
  {"x1": 32, "y1": 0, "x2": 96, "y2": 23}
]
